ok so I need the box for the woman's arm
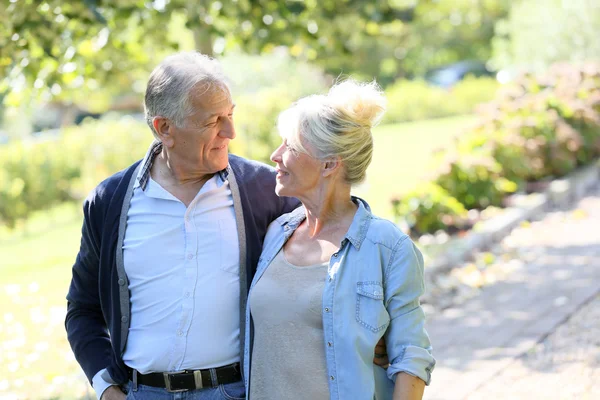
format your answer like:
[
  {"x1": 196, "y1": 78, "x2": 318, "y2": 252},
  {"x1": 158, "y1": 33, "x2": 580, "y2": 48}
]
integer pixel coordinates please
[
  {"x1": 393, "y1": 372, "x2": 425, "y2": 400},
  {"x1": 384, "y1": 236, "x2": 435, "y2": 387}
]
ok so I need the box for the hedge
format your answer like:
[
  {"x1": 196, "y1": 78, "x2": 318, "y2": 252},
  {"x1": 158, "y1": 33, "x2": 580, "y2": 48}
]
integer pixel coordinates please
[{"x1": 392, "y1": 62, "x2": 600, "y2": 235}]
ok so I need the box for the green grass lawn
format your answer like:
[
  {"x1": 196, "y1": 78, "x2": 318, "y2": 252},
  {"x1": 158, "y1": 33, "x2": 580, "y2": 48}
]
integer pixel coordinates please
[
  {"x1": 353, "y1": 114, "x2": 477, "y2": 219},
  {"x1": 0, "y1": 114, "x2": 475, "y2": 399},
  {"x1": 0, "y1": 203, "x2": 92, "y2": 399}
]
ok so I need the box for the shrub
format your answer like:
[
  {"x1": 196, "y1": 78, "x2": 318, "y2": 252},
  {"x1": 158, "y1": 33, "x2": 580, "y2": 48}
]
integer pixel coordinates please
[
  {"x1": 434, "y1": 147, "x2": 517, "y2": 210},
  {"x1": 383, "y1": 80, "x2": 458, "y2": 123},
  {"x1": 383, "y1": 76, "x2": 500, "y2": 124},
  {"x1": 476, "y1": 62, "x2": 600, "y2": 183},
  {"x1": 233, "y1": 87, "x2": 298, "y2": 164},
  {"x1": 450, "y1": 76, "x2": 500, "y2": 114},
  {"x1": 390, "y1": 62, "x2": 600, "y2": 234},
  {"x1": 0, "y1": 117, "x2": 151, "y2": 228},
  {"x1": 391, "y1": 183, "x2": 468, "y2": 236}
]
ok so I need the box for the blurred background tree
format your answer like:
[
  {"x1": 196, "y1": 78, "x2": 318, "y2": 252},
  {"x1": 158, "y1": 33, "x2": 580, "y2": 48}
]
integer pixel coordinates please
[
  {"x1": 492, "y1": 0, "x2": 600, "y2": 73},
  {"x1": 1, "y1": 0, "x2": 511, "y2": 106}
]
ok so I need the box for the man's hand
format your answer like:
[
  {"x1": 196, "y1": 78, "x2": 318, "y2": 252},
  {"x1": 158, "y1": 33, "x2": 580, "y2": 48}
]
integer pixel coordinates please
[
  {"x1": 373, "y1": 337, "x2": 389, "y2": 368},
  {"x1": 101, "y1": 385, "x2": 126, "y2": 400}
]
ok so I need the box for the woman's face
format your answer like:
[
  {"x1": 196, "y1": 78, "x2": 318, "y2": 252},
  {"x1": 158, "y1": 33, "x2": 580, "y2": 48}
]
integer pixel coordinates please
[{"x1": 270, "y1": 137, "x2": 322, "y2": 198}]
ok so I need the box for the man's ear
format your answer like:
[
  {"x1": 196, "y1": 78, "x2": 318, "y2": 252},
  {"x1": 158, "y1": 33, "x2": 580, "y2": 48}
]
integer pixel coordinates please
[
  {"x1": 322, "y1": 157, "x2": 342, "y2": 177},
  {"x1": 152, "y1": 116, "x2": 175, "y2": 147}
]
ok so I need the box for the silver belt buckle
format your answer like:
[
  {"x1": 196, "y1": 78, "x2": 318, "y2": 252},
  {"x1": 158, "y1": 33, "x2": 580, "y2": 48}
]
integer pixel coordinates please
[
  {"x1": 163, "y1": 371, "x2": 189, "y2": 393},
  {"x1": 194, "y1": 370, "x2": 204, "y2": 389}
]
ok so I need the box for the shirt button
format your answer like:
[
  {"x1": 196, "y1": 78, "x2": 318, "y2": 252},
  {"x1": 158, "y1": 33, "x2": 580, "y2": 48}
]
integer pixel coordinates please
[
  {"x1": 328, "y1": 277, "x2": 332, "y2": 282},
  {"x1": 327, "y1": 342, "x2": 332, "y2": 347},
  {"x1": 324, "y1": 307, "x2": 330, "y2": 312},
  {"x1": 118, "y1": 278, "x2": 125, "y2": 286},
  {"x1": 330, "y1": 376, "x2": 335, "y2": 381},
  {"x1": 121, "y1": 316, "x2": 128, "y2": 323},
  {"x1": 187, "y1": 254, "x2": 194, "y2": 260},
  {"x1": 184, "y1": 292, "x2": 190, "y2": 298},
  {"x1": 177, "y1": 331, "x2": 184, "y2": 336},
  {"x1": 333, "y1": 253, "x2": 338, "y2": 257}
]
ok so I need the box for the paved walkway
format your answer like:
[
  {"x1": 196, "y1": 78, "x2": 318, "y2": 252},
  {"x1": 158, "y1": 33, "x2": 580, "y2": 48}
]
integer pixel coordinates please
[{"x1": 424, "y1": 188, "x2": 600, "y2": 400}]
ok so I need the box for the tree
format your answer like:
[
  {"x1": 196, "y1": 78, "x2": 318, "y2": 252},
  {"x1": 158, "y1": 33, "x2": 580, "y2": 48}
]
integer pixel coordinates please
[
  {"x1": 491, "y1": 0, "x2": 600, "y2": 72},
  {"x1": 1, "y1": 0, "x2": 510, "y2": 106}
]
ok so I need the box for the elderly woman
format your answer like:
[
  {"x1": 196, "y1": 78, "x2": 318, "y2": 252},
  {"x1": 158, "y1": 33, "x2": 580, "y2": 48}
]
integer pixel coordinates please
[{"x1": 242, "y1": 80, "x2": 435, "y2": 399}]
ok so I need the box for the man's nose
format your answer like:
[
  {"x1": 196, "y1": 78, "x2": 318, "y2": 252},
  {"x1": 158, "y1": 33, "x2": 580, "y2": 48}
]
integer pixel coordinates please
[{"x1": 220, "y1": 118, "x2": 236, "y2": 139}]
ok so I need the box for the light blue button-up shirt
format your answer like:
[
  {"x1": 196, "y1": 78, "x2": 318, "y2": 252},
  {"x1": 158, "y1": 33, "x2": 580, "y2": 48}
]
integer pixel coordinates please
[
  {"x1": 93, "y1": 171, "x2": 240, "y2": 398},
  {"x1": 244, "y1": 198, "x2": 435, "y2": 399}
]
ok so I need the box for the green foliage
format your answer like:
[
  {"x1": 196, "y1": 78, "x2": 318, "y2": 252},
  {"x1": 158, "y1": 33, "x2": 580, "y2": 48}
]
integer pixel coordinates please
[
  {"x1": 232, "y1": 88, "x2": 291, "y2": 163},
  {"x1": 2, "y1": 0, "x2": 511, "y2": 108},
  {"x1": 492, "y1": 0, "x2": 600, "y2": 72},
  {"x1": 479, "y1": 62, "x2": 600, "y2": 183},
  {"x1": 383, "y1": 80, "x2": 457, "y2": 123},
  {"x1": 221, "y1": 52, "x2": 330, "y2": 97},
  {"x1": 434, "y1": 145, "x2": 518, "y2": 210},
  {"x1": 0, "y1": 117, "x2": 150, "y2": 228},
  {"x1": 391, "y1": 62, "x2": 600, "y2": 235},
  {"x1": 391, "y1": 183, "x2": 468, "y2": 236},
  {"x1": 450, "y1": 76, "x2": 500, "y2": 114},
  {"x1": 0, "y1": 138, "x2": 80, "y2": 228},
  {"x1": 383, "y1": 77, "x2": 499, "y2": 123},
  {"x1": 229, "y1": 56, "x2": 329, "y2": 163}
]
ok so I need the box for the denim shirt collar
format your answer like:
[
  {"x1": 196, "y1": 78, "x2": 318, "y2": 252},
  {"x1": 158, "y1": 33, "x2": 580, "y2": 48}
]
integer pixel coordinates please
[
  {"x1": 278, "y1": 196, "x2": 372, "y2": 250},
  {"x1": 135, "y1": 140, "x2": 230, "y2": 190}
]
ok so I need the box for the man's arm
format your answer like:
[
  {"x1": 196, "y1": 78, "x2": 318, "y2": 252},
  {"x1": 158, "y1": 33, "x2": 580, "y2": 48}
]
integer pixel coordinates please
[
  {"x1": 92, "y1": 369, "x2": 124, "y2": 400},
  {"x1": 65, "y1": 200, "x2": 115, "y2": 385}
]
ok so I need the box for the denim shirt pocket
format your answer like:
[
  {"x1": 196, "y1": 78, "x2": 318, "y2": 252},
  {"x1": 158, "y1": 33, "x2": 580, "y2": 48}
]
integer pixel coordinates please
[{"x1": 355, "y1": 282, "x2": 390, "y2": 333}]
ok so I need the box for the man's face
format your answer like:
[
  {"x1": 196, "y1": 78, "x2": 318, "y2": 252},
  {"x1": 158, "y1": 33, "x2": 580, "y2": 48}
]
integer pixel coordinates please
[{"x1": 169, "y1": 84, "x2": 236, "y2": 175}]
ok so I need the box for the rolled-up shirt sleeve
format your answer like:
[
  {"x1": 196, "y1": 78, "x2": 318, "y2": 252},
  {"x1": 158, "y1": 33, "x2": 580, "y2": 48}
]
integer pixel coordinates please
[{"x1": 384, "y1": 236, "x2": 435, "y2": 385}]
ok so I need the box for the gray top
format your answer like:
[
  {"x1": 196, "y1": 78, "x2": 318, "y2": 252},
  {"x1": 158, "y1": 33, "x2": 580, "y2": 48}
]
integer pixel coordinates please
[{"x1": 249, "y1": 249, "x2": 330, "y2": 400}]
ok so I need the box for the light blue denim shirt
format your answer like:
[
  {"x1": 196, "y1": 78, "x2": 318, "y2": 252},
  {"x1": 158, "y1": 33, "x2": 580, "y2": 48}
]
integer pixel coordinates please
[{"x1": 243, "y1": 198, "x2": 435, "y2": 399}]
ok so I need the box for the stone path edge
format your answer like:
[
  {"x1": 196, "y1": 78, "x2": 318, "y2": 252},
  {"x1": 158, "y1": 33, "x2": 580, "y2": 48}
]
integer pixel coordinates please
[{"x1": 424, "y1": 160, "x2": 600, "y2": 280}]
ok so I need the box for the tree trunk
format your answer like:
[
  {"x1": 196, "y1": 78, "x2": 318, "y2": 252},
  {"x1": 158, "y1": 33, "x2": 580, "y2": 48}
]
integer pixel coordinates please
[
  {"x1": 193, "y1": 24, "x2": 213, "y2": 56},
  {"x1": 187, "y1": 0, "x2": 213, "y2": 56}
]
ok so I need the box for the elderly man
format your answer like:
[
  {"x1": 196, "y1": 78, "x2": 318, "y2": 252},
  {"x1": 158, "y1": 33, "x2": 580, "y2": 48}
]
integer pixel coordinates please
[{"x1": 65, "y1": 52, "x2": 300, "y2": 399}]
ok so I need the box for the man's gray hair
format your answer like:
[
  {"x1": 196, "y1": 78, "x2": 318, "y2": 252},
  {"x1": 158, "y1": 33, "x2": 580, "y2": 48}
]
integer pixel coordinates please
[{"x1": 144, "y1": 51, "x2": 230, "y2": 138}]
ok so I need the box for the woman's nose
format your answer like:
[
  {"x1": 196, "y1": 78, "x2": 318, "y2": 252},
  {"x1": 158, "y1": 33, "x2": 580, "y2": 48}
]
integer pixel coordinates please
[{"x1": 270, "y1": 143, "x2": 284, "y2": 163}]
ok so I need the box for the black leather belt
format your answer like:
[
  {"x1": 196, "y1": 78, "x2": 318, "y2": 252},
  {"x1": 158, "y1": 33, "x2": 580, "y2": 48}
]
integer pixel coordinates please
[{"x1": 129, "y1": 363, "x2": 242, "y2": 392}]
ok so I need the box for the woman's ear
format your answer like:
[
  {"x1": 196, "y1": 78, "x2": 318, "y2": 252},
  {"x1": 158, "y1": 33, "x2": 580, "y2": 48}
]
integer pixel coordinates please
[
  {"x1": 322, "y1": 157, "x2": 342, "y2": 177},
  {"x1": 153, "y1": 116, "x2": 175, "y2": 147}
]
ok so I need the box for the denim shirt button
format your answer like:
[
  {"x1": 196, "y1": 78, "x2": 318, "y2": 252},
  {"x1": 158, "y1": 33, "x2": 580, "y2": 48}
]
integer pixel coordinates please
[
  {"x1": 330, "y1": 376, "x2": 335, "y2": 381},
  {"x1": 324, "y1": 307, "x2": 330, "y2": 312},
  {"x1": 327, "y1": 342, "x2": 332, "y2": 347},
  {"x1": 328, "y1": 277, "x2": 332, "y2": 282}
]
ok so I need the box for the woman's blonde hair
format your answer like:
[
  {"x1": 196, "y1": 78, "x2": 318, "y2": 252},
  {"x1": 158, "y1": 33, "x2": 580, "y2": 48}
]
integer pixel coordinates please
[{"x1": 278, "y1": 79, "x2": 386, "y2": 184}]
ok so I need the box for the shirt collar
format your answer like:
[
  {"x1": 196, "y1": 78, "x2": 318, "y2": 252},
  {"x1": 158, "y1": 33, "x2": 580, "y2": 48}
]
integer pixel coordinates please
[
  {"x1": 279, "y1": 196, "x2": 372, "y2": 250},
  {"x1": 136, "y1": 140, "x2": 230, "y2": 190}
]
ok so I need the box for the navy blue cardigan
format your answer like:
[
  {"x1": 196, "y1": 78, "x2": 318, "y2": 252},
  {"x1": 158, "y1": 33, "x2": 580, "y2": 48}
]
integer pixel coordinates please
[{"x1": 65, "y1": 155, "x2": 299, "y2": 385}]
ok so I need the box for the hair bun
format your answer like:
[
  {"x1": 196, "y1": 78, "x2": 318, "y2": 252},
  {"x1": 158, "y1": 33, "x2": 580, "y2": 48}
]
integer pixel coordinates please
[{"x1": 327, "y1": 79, "x2": 387, "y2": 128}]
